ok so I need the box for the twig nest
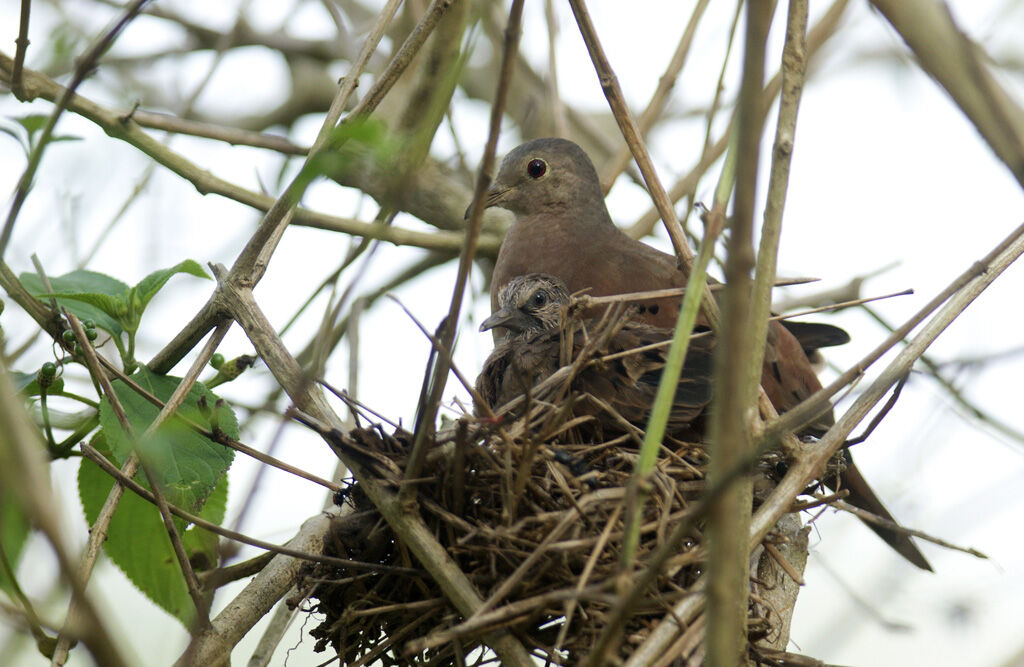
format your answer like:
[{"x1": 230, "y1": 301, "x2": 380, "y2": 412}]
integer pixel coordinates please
[{"x1": 297, "y1": 416, "x2": 798, "y2": 664}]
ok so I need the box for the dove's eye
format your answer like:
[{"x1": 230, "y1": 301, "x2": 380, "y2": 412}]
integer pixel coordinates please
[
  {"x1": 531, "y1": 290, "x2": 548, "y2": 307},
  {"x1": 526, "y1": 159, "x2": 547, "y2": 179}
]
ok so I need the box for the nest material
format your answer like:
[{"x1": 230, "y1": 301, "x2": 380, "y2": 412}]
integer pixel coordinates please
[
  {"x1": 298, "y1": 307, "x2": 824, "y2": 665},
  {"x1": 302, "y1": 423, "x2": 807, "y2": 665}
]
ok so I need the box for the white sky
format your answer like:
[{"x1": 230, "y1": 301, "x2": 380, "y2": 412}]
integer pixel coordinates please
[{"x1": 2, "y1": 1, "x2": 1024, "y2": 666}]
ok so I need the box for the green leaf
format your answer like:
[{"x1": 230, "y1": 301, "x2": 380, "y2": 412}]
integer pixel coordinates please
[
  {"x1": 0, "y1": 115, "x2": 80, "y2": 157},
  {"x1": 10, "y1": 370, "x2": 64, "y2": 397},
  {"x1": 21, "y1": 271, "x2": 127, "y2": 339},
  {"x1": 129, "y1": 260, "x2": 210, "y2": 322},
  {"x1": 294, "y1": 117, "x2": 395, "y2": 197},
  {"x1": 40, "y1": 292, "x2": 126, "y2": 323},
  {"x1": 78, "y1": 439, "x2": 229, "y2": 627},
  {"x1": 98, "y1": 366, "x2": 236, "y2": 515},
  {"x1": 20, "y1": 269, "x2": 130, "y2": 298},
  {"x1": 0, "y1": 487, "x2": 31, "y2": 595},
  {"x1": 182, "y1": 474, "x2": 228, "y2": 573},
  {"x1": 16, "y1": 114, "x2": 48, "y2": 136}
]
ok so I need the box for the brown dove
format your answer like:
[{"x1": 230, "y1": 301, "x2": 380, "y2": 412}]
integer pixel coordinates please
[
  {"x1": 475, "y1": 273, "x2": 714, "y2": 438},
  {"x1": 479, "y1": 137, "x2": 931, "y2": 571}
]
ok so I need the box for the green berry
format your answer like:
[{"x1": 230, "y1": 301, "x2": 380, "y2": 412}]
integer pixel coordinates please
[
  {"x1": 74, "y1": 343, "x2": 84, "y2": 357},
  {"x1": 62, "y1": 329, "x2": 76, "y2": 345},
  {"x1": 86, "y1": 327, "x2": 98, "y2": 341},
  {"x1": 210, "y1": 353, "x2": 225, "y2": 369},
  {"x1": 40, "y1": 362, "x2": 57, "y2": 378},
  {"x1": 83, "y1": 319, "x2": 95, "y2": 330}
]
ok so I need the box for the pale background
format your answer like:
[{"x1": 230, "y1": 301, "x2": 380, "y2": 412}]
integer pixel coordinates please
[{"x1": 1, "y1": 1, "x2": 1023, "y2": 665}]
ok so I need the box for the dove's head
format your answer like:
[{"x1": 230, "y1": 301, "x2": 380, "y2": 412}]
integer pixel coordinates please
[
  {"x1": 479, "y1": 273, "x2": 570, "y2": 338},
  {"x1": 481, "y1": 138, "x2": 609, "y2": 221}
]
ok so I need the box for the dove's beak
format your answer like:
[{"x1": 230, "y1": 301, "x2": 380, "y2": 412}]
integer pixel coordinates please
[
  {"x1": 484, "y1": 184, "x2": 511, "y2": 208},
  {"x1": 479, "y1": 305, "x2": 529, "y2": 334},
  {"x1": 464, "y1": 184, "x2": 512, "y2": 220}
]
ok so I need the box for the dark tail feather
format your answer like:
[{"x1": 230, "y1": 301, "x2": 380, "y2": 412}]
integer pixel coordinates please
[{"x1": 826, "y1": 451, "x2": 933, "y2": 571}]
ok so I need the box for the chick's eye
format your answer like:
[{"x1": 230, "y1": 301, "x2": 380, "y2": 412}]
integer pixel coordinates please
[
  {"x1": 531, "y1": 291, "x2": 548, "y2": 307},
  {"x1": 526, "y1": 159, "x2": 547, "y2": 179}
]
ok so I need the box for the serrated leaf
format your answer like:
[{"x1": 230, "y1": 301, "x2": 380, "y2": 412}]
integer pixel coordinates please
[
  {"x1": 98, "y1": 366, "x2": 236, "y2": 515},
  {"x1": 129, "y1": 260, "x2": 210, "y2": 320},
  {"x1": 21, "y1": 271, "x2": 127, "y2": 338},
  {"x1": 78, "y1": 441, "x2": 229, "y2": 627},
  {"x1": 182, "y1": 474, "x2": 227, "y2": 572},
  {"x1": 0, "y1": 487, "x2": 31, "y2": 595}
]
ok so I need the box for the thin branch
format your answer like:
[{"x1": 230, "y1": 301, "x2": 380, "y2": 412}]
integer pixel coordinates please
[
  {"x1": 9, "y1": 0, "x2": 30, "y2": 97},
  {"x1": 772, "y1": 262, "x2": 899, "y2": 312},
  {"x1": 544, "y1": 0, "x2": 568, "y2": 136},
  {"x1": 621, "y1": 221, "x2": 720, "y2": 569},
  {"x1": 311, "y1": 0, "x2": 404, "y2": 153},
  {"x1": 577, "y1": 276, "x2": 818, "y2": 308},
  {"x1": 177, "y1": 507, "x2": 342, "y2": 666},
  {"x1": 624, "y1": 0, "x2": 850, "y2": 240},
  {"x1": 764, "y1": 542, "x2": 805, "y2": 586},
  {"x1": 0, "y1": 54, "x2": 503, "y2": 259},
  {"x1": 869, "y1": 0, "x2": 1024, "y2": 187},
  {"x1": 598, "y1": 0, "x2": 711, "y2": 192},
  {"x1": 832, "y1": 499, "x2": 987, "y2": 559},
  {"x1": 752, "y1": 0, "x2": 810, "y2": 389},
  {"x1": 860, "y1": 304, "x2": 1024, "y2": 447},
  {"x1": 1, "y1": 0, "x2": 154, "y2": 260},
  {"x1": 772, "y1": 289, "x2": 913, "y2": 321},
  {"x1": 764, "y1": 219, "x2": 1024, "y2": 443},
  {"x1": 567, "y1": 0, "x2": 692, "y2": 268},
  {"x1": 386, "y1": 294, "x2": 495, "y2": 420},
  {"x1": 348, "y1": 0, "x2": 457, "y2": 120},
  {"x1": 751, "y1": 219, "x2": 1024, "y2": 560},
  {"x1": 143, "y1": 0, "x2": 474, "y2": 377},
  {"x1": 245, "y1": 595, "x2": 301, "y2": 667},
  {"x1": 0, "y1": 538, "x2": 50, "y2": 649},
  {"x1": 125, "y1": 109, "x2": 307, "y2": 154},
  {"x1": 292, "y1": 251, "x2": 455, "y2": 373},
  {"x1": 0, "y1": 362, "x2": 130, "y2": 667},
  {"x1": 705, "y1": 4, "x2": 772, "y2": 665},
  {"x1": 53, "y1": 298, "x2": 231, "y2": 665},
  {"x1": 403, "y1": 0, "x2": 525, "y2": 495}
]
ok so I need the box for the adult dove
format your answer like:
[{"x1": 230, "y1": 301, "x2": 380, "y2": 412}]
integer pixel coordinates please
[{"x1": 479, "y1": 137, "x2": 931, "y2": 571}]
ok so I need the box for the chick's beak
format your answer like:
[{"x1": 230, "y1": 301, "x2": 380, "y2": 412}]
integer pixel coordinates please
[{"x1": 479, "y1": 305, "x2": 525, "y2": 334}]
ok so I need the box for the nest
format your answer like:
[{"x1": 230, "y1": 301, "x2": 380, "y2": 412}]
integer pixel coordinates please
[{"x1": 297, "y1": 306, "x2": 821, "y2": 665}]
